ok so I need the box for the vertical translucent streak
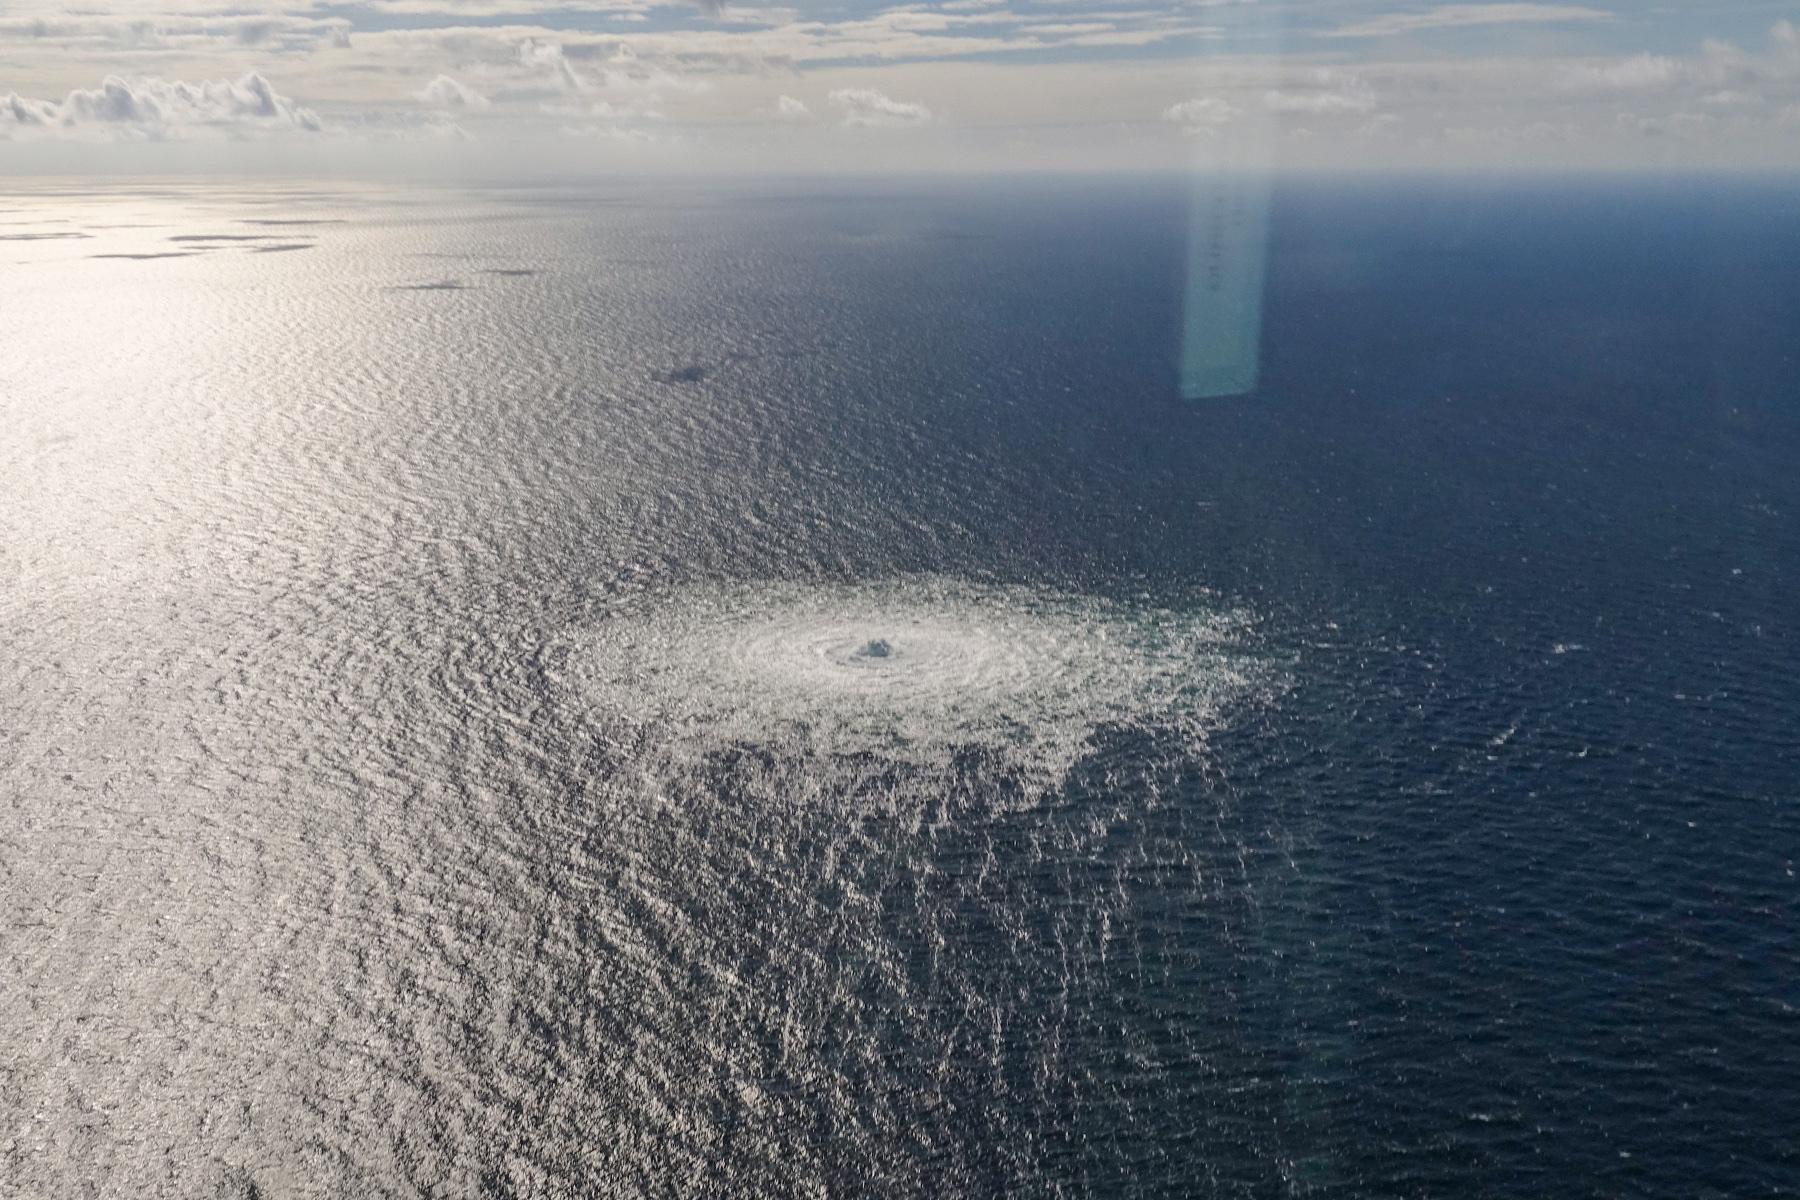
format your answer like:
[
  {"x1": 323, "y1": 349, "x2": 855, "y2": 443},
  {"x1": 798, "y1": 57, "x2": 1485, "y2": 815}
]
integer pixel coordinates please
[{"x1": 1181, "y1": 9, "x2": 1282, "y2": 400}]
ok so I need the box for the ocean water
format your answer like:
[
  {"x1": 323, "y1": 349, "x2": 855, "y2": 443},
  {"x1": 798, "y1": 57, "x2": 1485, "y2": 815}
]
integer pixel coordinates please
[{"x1": 2, "y1": 177, "x2": 1796, "y2": 1198}]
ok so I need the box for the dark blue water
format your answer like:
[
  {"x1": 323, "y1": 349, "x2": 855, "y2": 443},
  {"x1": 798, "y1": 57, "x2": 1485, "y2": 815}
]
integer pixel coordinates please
[
  {"x1": 1170, "y1": 180, "x2": 1800, "y2": 1197},
  {"x1": 1008, "y1": 178, "x2": 1800, "y2": 1195},
  {"x1": 3, "y1": 177, "x2": 1796, "y2": 1197}
]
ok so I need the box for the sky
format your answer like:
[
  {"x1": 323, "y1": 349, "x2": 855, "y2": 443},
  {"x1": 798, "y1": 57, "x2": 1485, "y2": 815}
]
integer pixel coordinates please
[{"x1": 4, "y1": 0, "x2": 1800, "y2": 174}]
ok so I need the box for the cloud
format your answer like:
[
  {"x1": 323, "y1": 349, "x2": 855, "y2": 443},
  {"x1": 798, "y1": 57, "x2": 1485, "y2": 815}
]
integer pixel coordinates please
[
  {"x1": 594, "y1": 43, "x2": 711, "y2": 97},
  {"x1": 1617, "y1": 109, "x2": 1710, "y2": 138},
  {"x1": 1266, "y1": 90, "x2": 1377, "y2": 115},
  {"x1": 414, "y1": 74, "x2": 491, "y2": 111},
  {"x1": 508, "y1": 37, "x2": 712, "y2": 110},
  {"x1": 518, "y1": 38, "x2": 588, "y2": 94},
  {"x1": 828, "y1": 87, "x2": 931, "y2": 127},
  {"x1": 0, "y1": 14, "x2": 352, "y2": 54},
  {"x1": 4, "y1": 7, "x2": 1800, "y2": 170},
  {"x1": 1564, "y1": 53, "x2": 1683, "y2": 92},
  {"x1": 558, "y1": 120, "x2": 668, "y2": 146},
  {"x1": 1265, "y1": 73, "x2": 1377, "y2": 115},
  {"x1": 1163, "y1": 96, "x2": 1238, "y2": 132},
  {"x1": 1328, "y1": 4, "x2": 1611, "y2": 39},
  {"x1": 333, "y1": 107, "x2": 472, "y2": 142},
  {"x1": 0, "y1": 73, "x2": 321, "y2": 140},
  {"x1": 1555, "y1": 21, "x2": 1800, "y2": 98},
  {"x1": 541, "y1": 97, "x2": 662, "y2": 122}
]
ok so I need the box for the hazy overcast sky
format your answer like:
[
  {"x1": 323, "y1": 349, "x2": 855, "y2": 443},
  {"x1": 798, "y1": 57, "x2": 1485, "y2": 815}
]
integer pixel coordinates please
[{"x1": 4, "y1": 1, "x2": 1800, "y2": 174}]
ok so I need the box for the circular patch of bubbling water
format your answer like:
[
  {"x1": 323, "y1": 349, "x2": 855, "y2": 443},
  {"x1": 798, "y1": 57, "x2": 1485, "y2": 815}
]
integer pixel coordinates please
[{"x1": 562, "y1": 578, "x2": 1268, "y2": 792}]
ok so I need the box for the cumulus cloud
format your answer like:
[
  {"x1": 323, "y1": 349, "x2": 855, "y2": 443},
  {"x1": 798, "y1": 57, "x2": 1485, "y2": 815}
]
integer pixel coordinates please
[
  {"x1": 1163, "y1": 96, "x2": 1239, "y2": 132},
  {"x1": 518, "y1": 38, "x2": 588, "y2": 94},
  {"x1": 414, "y1": 74, "x2": 491, "y2": 111},
  {"x1": 1265, "y1": 73, "x2": 1377, "y2": 115},
  {"x1": 1553, "y1": 20, "x2": 1800, "y2": 102},
  {"x1": 0, "y1": 73, "x2": 321, "y2": 140},
  {"x1": 598, "y1": 43, "x2": 711, "y2": 99},
  {"x1": 828, "y1": 88, "x2": 931, "y2": 127},
  {"x1": 509, "y1": 38, "x2": 711, "y2": 111},
  {"x1": 1329, "y1": 3, "x2": 1612, "y2": 39},
  {"x1": 775, "y1": 94, "x2": 812, "y2": 121}
]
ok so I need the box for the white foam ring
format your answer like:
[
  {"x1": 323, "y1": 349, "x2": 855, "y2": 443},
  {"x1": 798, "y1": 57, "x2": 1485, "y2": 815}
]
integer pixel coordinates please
[{"x1": 561, "y1": 578, "x2": 1271, "y2": 802}]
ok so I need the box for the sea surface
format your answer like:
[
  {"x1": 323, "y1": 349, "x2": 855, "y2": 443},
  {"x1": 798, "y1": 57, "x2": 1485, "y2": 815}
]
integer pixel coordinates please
[{"x1": 2, "y1": 176, "x2": 1796, "y2": 1198}]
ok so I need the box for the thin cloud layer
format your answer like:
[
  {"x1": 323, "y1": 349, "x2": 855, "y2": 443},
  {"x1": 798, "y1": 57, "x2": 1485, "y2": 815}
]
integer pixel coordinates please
[
  {"x1": 2, "y1": 4, "x2": 1799, "y2": 170},
  {"x1": 1328, "y1": 4, "x2": 1612, "y2": 39}
]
